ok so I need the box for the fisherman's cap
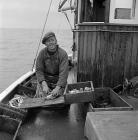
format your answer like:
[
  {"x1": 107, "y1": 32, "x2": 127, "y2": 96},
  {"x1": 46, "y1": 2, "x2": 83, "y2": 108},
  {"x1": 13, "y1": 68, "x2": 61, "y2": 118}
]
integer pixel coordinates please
[{"x1": 42, "y1": 32, "x2": 55, "y2": 44}]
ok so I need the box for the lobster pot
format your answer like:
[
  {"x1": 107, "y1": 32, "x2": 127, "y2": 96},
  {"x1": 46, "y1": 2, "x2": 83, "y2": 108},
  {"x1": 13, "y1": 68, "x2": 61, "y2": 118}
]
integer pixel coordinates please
[
  {"x1": 0, "y1": 103, "x2": 27, "y2": 121},
  {"x1": 0, "y1": 115, "x2": 22, "y2": 140}
]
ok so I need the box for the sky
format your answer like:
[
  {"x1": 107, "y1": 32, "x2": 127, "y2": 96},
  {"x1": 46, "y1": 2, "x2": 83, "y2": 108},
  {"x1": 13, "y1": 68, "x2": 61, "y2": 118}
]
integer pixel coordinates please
[{"x1": 0, "y1": 0, "x2": 74, "y2": 29}]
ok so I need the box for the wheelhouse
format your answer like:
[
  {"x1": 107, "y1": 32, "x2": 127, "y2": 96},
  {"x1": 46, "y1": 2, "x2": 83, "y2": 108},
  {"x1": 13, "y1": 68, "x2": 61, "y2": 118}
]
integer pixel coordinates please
[{"x1": 69, "y1": 0, "x2": 138, "y2": 88}]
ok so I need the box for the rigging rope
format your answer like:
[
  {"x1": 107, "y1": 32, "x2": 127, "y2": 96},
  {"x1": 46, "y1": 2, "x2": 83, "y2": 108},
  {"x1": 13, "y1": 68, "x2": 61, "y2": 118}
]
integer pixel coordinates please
[
  {"x1": 62, "y1": 11, "x2": 73, "y2": 31},
  {"x1": 31, "y1": 0, "x2": 53, "y2": 71},
  {"x1": 58, "y1": 0, "x2": 73, "y2": 31}
]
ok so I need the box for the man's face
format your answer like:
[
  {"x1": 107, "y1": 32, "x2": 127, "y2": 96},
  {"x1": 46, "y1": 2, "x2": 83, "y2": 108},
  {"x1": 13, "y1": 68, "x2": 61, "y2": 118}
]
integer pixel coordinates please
[{"x1": 45, "y1": 36, "x2": 57, "y2": 52}]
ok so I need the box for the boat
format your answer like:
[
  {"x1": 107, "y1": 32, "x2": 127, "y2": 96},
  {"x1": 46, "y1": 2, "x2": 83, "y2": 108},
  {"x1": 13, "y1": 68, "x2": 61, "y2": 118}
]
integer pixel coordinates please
[{"x1": 0, "y1": 0, "x2": 138, "y2": 140}]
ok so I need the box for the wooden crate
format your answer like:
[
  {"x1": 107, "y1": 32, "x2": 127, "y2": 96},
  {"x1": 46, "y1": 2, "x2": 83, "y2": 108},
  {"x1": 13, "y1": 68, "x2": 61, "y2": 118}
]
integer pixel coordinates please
[
  {"x1": 88, "y1": 87, "x2": 133, "y2": 112},
  {"x1": 0, "y1": 103, "x2": 27, "y2": 121},
  {"x1": 0, "y1": 115, "x2": 22, "y2": 140},
  {"x1": 64, "y1": 81, "x2": 94, "y2": 104},
  {"x1": 85, "y1": 111, "x2": 138, "y2": 140}
]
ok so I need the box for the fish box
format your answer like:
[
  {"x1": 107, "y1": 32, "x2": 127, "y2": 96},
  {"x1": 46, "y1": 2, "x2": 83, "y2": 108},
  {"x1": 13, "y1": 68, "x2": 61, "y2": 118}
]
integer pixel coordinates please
[
  {"x1": 0, "y1": 115, "x2": 22, "y2": 140},
  {"x1": 64, "y1": 81, "x2": 94, "y2": 104},
  {"x1": 88, "y1": 87, "x2": 133, "y2": 112}
]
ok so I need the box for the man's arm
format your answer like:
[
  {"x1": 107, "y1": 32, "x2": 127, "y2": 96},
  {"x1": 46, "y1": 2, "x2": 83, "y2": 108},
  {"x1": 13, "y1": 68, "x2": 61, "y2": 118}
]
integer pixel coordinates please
[
  {"x1": 35, "y1": 49, "x2": 46, "y2": 83},
  {"x1": 35, "y1": 50, "x2": 50, "y2": 95},
  {"x1": 57, "y1": 52, "x2": 69, "y2": 88},
  {"x1": 50, "y1": 51, "x2": 68, "y2": 97}
]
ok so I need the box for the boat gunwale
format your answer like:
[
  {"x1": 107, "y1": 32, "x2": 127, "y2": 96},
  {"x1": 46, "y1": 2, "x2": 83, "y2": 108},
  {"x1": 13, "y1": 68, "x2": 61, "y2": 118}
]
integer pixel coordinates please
[{"x1": 0, "y1": 70, "x2": 35, "y2": 102}]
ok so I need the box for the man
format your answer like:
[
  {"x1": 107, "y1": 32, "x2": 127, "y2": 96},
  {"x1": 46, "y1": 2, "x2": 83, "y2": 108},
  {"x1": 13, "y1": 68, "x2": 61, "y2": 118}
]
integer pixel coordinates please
[{"x1": 35, "y1": 31, "x2": 69, "y2": 99}]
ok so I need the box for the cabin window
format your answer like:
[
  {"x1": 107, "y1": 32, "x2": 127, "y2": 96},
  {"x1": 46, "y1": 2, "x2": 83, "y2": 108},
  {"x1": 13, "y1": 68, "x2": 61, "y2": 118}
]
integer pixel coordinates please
[
  {"x1": 81, "y1": 0, "x2": 107, "y2": 22},
  {"x1": 114, "y1": 0, "x2": 136, "y2": 19}
]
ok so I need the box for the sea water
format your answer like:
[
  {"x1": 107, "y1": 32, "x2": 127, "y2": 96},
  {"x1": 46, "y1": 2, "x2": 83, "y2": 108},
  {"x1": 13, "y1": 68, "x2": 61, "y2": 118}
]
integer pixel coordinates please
[{"x1": 0, "y1": 28, "x2": 73, "y2": 93}]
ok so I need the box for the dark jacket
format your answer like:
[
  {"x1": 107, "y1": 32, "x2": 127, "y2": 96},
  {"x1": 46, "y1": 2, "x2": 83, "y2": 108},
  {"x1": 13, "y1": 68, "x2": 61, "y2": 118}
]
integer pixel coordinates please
[{"x1": 36, "y1": 46, "x2": 69, "y2": 88}]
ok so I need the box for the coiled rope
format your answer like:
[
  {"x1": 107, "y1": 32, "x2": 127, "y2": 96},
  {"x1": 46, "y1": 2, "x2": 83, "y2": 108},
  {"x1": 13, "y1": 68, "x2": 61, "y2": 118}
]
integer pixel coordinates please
[{"x1": 32, "y1": 0, "x2": 53, "y2": 71}]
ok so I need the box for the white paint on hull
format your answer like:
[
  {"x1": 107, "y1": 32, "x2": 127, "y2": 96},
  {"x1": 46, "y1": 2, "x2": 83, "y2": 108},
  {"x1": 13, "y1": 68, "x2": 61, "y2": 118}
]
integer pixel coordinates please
[{"x1": 0, "y1": 69, "x2": 35, "y2": 102}]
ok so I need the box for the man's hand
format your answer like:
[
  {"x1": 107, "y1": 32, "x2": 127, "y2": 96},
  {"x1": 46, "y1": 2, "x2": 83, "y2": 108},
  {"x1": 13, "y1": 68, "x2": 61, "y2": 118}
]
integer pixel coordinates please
[
  {"x1": 41, "y1": 81, "x2": 49, "y2": 95},
  {"x1": 36, "y1": 81, "x2": 49, "y2": 98},
  {"x1": 50, "y1": 86, "x2": 61, "y2": 97}
]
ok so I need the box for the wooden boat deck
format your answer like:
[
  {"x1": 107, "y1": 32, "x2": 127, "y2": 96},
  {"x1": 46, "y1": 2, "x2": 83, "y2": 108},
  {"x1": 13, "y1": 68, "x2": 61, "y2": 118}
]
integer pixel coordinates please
[{"x1": 17, "y1": 104, "x2": 88, "y2": 140}]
